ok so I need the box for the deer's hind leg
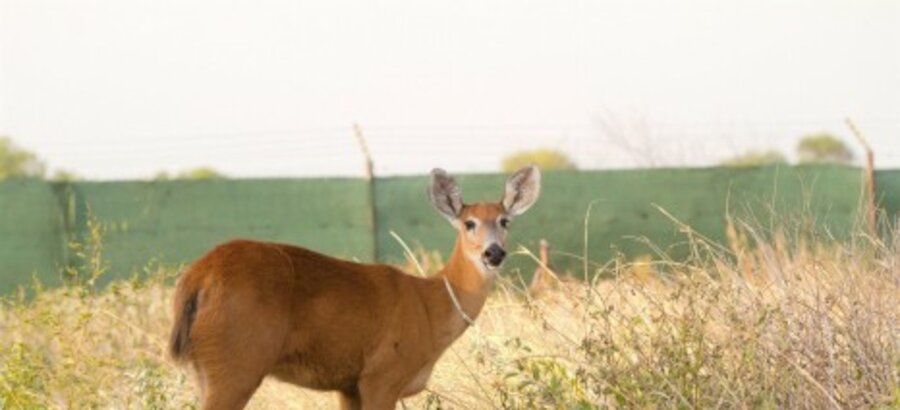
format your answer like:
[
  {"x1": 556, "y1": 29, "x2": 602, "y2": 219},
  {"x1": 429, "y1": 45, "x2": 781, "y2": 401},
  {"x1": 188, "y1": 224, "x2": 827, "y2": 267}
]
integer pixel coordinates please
[
  {"x1": 190, "y1": 295, "x2": 287, "y2": 409},
  {"x1": 339, "y1": 387, "x2": 362, "y2": 410},
  {"x1": 199, "y1": 371, "x2": 264, "y2": 410},
  {"x1": 358, "y1": 377, "x2": 402, "y2": 410},
  {"x1": 191, "y1": 337, "x2": 279, "y2": 410}
]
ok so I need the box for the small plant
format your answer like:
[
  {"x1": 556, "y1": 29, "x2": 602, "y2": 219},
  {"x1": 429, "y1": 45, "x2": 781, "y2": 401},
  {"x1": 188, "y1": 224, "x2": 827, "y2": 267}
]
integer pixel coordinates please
[
  {"x1": 62, "y1": 208, "x2": 109, "y2": 290},
  {"x1": 495, "y1": 338, "x2": 593, "y2": 409},
  {"x1": 0, "y1": 343, "x2": 48, "y2": 409},
  {"x1": 129, "y1": 359, "x2": 172, "y2": 409}
]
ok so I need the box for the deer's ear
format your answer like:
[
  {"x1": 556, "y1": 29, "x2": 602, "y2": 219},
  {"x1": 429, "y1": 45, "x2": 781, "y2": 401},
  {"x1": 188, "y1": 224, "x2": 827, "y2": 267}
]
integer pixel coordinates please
[
  {"x1": 502, "y1": 165, "x2": 541, "y2": 216},
  {"x1": 428, "y1": 168, "x2": 463, "y2": 223}
]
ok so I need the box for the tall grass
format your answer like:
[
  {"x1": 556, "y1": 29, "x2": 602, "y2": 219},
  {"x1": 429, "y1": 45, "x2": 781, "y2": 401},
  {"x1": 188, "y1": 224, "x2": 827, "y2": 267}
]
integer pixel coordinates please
[{"x1": 0, "y1": 215, "x2": 897, "y2": 409}]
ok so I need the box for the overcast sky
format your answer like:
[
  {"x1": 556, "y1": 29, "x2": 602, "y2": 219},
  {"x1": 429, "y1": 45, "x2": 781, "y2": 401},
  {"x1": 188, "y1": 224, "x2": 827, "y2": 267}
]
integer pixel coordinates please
[{"x1": 1, "y1": 0, "x2": 898, "y2": 179}]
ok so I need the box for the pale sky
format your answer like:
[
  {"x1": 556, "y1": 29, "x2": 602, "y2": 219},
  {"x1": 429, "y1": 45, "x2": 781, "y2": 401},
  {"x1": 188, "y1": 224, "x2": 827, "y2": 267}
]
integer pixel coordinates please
[{"x1": 1, "y1": 0, "x2": 898, "y2": 179}]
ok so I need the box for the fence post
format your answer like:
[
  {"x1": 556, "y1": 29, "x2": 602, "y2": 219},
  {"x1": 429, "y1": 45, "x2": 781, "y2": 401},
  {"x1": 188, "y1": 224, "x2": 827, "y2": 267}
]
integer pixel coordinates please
[
  {"x1": 353, "y1": 123, "x2": 379, "y2": 261},
  {"x1": 846, "y1": 118, "x2": 876, "y2": 236}
]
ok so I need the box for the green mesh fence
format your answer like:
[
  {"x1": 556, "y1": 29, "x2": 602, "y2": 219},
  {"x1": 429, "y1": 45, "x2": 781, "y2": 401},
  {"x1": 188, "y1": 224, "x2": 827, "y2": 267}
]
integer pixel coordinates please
[
  {"x1": 877, "y1": 169, "x2": 900, "y2": 221},
  {"x1": 0, "y1": 166, "x2": 897, "y2": 294},
  {"x1": 376, "y1": 165, "x2": 868, "y2": 277},
  {"x1": 0, "y1": 180, "x2": 67, "y2": 291},
  {"x1": 1, "y1": 178, "x2": 372, "y2": 291}
]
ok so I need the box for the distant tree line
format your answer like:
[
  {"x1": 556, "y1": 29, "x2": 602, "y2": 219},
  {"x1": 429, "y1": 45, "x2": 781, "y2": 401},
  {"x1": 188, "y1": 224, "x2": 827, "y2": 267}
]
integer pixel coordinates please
[
  {"x1": 501, "y1": 148, "x2": 578, "y2": 173},
  {"x1": 153, "y1": 167, "x2": 225, "y2": 180},
  {"x1": 720, "y1": 133, "x2": 855, "y2": 167},
  {"x1": 0, "y1": 136, "x2": 49, "y2": 180},
  {"x1": 0, "y1": 136, "x2": 224, "y2": 181},
  {"x1": 500, "y1": 133, "x2": 857, "y2": 172},
  {"x1": 1, "y1": 132, "x2": 858, "y2": 182}
]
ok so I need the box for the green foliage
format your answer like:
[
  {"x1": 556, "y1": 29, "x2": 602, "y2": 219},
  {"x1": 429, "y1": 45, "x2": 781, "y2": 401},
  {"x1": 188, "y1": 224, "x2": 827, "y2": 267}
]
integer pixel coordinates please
[
  {"x1": 154, "y1": 167, "x2": 226, "y2": 180},
  {"x1": 796, "y1": 133, "x2": 854, "y2": 164},
  {"x1": 496, "y1": 338, "x2": 594, "y2": 409},
  {"x1": 0, "y1": 343, "x2": 48, "y2": 409},
  {"x1": 720, "y1": 149, "x2": 788, "y2": 167},
  {"x1": 128, "y1": 359, "x2": 174, "y2": 409},
  {"x1": 0, "y1": 225, "x2": 192, "y2": 409},
  {"x1": 63, "y1": 210, "x2": 109, "y2": 289},
  {"x1": 0, "y1": 136, "x2": 45, "y2": 180},
  {"x1": 178, "y1": 167, "x2": 225, "y2": 179},
  {"x1": 501, "y1": 148, "x2": 577, "y2": 173}
]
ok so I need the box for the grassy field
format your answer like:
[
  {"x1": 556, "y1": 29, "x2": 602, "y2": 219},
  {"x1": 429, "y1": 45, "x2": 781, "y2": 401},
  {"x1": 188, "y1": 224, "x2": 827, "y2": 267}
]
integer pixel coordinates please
[{"x1": 0, "y1": 216, "x2": 898, "y2": 409}]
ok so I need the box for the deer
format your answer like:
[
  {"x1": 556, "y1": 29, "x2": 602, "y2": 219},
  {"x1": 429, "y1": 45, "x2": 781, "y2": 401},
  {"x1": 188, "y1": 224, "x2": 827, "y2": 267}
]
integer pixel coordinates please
[{"x1": 168, "y1": 165, "x2": 541, "y2": 410}]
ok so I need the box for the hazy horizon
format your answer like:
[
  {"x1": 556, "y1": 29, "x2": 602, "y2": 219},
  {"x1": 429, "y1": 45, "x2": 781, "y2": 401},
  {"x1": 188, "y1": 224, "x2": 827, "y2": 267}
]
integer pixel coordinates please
[{"x1": 2, "y1": 0, "x2": 898, "y2": 179}]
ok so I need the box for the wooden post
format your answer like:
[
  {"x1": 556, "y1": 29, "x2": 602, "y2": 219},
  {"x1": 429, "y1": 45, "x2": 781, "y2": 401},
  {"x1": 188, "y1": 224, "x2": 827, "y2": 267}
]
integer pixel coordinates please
[
  {"x1": 528, "y1": 239, "x2": 562, "y2": 297},
  {"x1": 846, "y1": 118, "x2": 876, "y2": 236},
  {"x1": 353, "y1": 123, "x2": 379, "y2": 261}
]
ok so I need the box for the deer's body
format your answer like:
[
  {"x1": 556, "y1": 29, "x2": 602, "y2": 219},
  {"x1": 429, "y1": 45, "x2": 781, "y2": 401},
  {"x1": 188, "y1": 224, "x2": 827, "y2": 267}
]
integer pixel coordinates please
[{"x1": 169, "y1": 167, "x2": 540, "y2": 409}]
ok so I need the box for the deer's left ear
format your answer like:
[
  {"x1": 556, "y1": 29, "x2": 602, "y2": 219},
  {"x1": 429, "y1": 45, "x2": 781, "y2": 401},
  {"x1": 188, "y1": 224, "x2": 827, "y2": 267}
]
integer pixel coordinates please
[{"x1": 502, "y1": 165, "x2": 541, "y2": 216}]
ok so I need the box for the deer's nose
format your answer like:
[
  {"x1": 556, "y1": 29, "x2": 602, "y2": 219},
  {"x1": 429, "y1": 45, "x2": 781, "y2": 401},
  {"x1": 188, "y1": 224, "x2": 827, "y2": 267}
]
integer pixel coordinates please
[{"x1": 483, "y1": 244, "x2": 507, "y2": 266}]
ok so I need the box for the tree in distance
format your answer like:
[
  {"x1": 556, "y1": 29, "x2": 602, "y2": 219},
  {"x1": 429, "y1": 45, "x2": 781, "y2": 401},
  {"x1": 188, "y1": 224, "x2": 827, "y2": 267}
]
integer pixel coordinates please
[
  {"x1": 796, "y1": 133, "x2": 854, "y2": 165},
  {"x1": 720, "y1": 149, "x2": 788, "y2": 167},
  {"x1": 0, "y1": 136, "x2": 46, "y2": 180},
  {"x1": 501, "y1": 148, "x2": 576, "y2": 173},
  {"x1": 154, "y1": 167, "x2": 226, "y2": 180}
]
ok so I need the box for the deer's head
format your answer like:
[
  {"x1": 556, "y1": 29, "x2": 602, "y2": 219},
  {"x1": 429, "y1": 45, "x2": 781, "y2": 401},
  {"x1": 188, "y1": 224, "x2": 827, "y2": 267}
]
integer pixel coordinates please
[{"x1": 428, "y1": 165, "x2": 541, "y2": 274}]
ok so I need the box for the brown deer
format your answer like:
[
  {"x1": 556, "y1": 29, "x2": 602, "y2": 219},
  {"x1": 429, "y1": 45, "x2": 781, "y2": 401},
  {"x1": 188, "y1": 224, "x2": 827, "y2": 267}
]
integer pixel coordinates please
[{"x1": 168, "y1": 166, "x2": 541, "y2": 410}]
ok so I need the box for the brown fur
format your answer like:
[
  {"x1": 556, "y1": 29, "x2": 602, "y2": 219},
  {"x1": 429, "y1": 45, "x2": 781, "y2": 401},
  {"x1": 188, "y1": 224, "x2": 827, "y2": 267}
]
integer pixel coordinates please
[{"x1": 168, "y1": 167, "x2": 540, "y2": 410}]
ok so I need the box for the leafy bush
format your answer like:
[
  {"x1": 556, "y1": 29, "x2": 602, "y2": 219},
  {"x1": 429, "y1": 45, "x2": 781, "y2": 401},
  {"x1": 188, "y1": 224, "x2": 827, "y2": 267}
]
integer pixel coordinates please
[{"x1": 501, "y1": 148, "x2": 577, "y2": 172}]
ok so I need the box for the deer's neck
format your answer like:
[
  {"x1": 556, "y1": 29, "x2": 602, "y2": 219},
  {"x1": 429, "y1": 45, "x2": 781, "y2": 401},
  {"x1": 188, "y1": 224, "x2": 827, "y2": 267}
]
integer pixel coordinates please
[{"x1": 431, "y1": 237, "x2": 494, "y2": 338}]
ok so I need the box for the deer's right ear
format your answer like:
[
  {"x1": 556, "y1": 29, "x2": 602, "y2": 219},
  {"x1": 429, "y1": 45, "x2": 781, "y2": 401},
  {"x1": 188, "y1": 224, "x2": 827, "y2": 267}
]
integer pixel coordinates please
[
  {"x1": 428, "y1": 168, "x2": 463, "y2": 224},
  {"x1": 502, "y1": 165, "x2": 541, "y2": 216}
]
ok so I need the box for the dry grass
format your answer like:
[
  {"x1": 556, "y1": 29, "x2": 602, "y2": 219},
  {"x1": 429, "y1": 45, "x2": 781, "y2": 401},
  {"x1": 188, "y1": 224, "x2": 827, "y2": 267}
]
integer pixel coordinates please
[{"x1": 1, "y1": 218, "x2": 898, "y2": 409}]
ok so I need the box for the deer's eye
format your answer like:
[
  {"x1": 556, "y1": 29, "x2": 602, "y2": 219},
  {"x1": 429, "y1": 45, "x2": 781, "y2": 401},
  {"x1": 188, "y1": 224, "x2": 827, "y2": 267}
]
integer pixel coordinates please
[
  {"x1": 500, "y1": 218, "x2": 510, "y2": 228},
  {"x1": 464, "y1": 220, "x2": 476, "y2": 231}
]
